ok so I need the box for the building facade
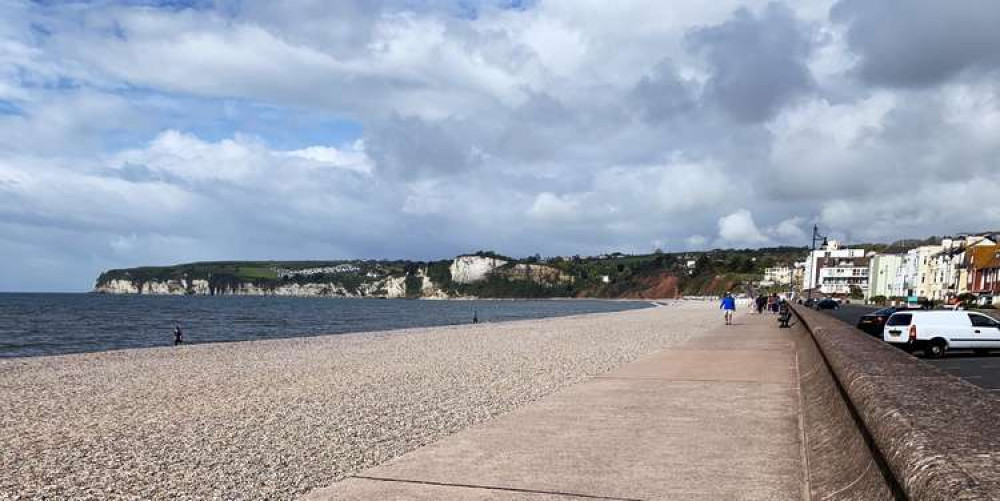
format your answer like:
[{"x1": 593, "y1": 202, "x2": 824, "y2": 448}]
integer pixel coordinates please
[
  {"x1": 802, "y1": 241, "x2": 869, "y2": 296},
  {"x1": 866, "y1": 254, "x2": 903, "y2": 301},
  {"x1": 761, "y1": 266, "x2": 794, "y2": 287},
  {"x1": 892, "y1": 245, "x2": 940, "y2": 299},
  {"x1": 967, "y1": 243, "x2": 1000, "y2": 305}
]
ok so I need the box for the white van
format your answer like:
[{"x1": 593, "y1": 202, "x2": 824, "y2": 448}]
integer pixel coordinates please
[{"x1": 883, "y1": 310, "x2": 1000, "y2": 358}]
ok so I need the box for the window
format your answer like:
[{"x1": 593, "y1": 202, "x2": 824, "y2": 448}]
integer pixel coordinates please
[
  {"x1": 886, "y1": 314, "x2": 912, "y2": 326},
  {"x1": 969, "y1": 314, "x2": 998, "y2": 328}
]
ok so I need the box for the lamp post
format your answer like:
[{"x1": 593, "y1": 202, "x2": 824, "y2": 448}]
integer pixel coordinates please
[{"x1": 807, "y1": 224, "x2": 828, "y2": 302}]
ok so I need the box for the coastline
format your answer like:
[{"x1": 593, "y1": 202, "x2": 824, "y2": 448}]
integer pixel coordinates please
[
  {"x1": 0, "y1": 295, "x2": 660, "y2": 360},
  {"x1": 0, "y1": 302, "x2": 715, "y2": 499}
]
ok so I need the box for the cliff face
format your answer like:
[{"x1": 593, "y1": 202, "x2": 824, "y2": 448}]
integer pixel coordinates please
[
  {"x1": 94, "y1": 275, "x2": 420, "y2": 298},
  {"x1": 97, "y1": 278, "x2": 211, "y2": 295},
  {"x1": 500, "y1": 264, "x2": 574, "y2": 284},
  {"x1": 449, "y1": 256, "x2": 507, "y2": 284}
]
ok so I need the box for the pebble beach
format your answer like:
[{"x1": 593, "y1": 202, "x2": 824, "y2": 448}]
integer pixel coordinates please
[{"x1": 0, "y1": 301, "x2": 716, "y2": 500}]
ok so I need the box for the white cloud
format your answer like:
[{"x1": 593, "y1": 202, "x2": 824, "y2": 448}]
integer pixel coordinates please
[
  {"x1": 3, "y1": 0, "x2": 1000, "y2": 290},
  {"x1": 528, "y1": 192, "x2": 579, "y2": 221},
  {"x1": 685, "y1": 234, "x2": 709, "y2": 249},
  {"x1": 718, "y1": 209, "x2": 770, "y2": 244},
  {"x1": 771, "y1": 217, "x2": 808, "y2": 241},
  {"x1": 285, "y1": 141, "x2": 374, "y2": 174}
]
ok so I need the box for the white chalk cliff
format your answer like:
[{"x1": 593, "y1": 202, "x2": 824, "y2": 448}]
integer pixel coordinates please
[
  {"x1": 449, "y1": 255, "x2": 507, "y2": 284},
  {"x1": 94, "y1": 256, "x2": 567, "y2": 298}
]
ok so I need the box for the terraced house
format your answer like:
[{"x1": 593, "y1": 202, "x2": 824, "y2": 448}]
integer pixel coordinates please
[
  {"x1": 863, "y1": 234, "x2": 997, "y2": 304},
  {"x1": 925, "y1": 237, "x2": 987, "y2": 301},
  {"x1": 967, "y1": 242, "x2": 1000, "y2": 306}
]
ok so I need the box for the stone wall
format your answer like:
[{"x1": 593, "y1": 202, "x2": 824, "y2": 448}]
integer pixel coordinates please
[
  {"x1": 789, "y1": 316, "x2": 897, "y2": 500},
  {"x1": 793, "y1": 305, "x2": 1000, "y2": 501}
]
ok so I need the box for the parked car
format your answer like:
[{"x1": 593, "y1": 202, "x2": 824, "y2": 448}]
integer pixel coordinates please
[
  {"x1": 815, "y1": 298, "x2": 840, "y2": 310},
  {"x1": 857, "y1": 307, "x2": 900, "y2": 335},
  {"x1": 883, "y1": 311, "x2": 1000, "y2": 358}
]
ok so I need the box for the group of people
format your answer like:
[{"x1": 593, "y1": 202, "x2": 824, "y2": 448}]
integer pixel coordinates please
[
  {"x1": 719, "y1": 292, "x2": 791, "y2": 326},
  {"x1": 754, "y1": 293, "x2": 783, "y2": 315}
]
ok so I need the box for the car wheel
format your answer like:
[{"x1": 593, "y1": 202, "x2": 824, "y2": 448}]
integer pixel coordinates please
[{"x1": 926, "y1": 339, "x2": 948, "y2": 359}]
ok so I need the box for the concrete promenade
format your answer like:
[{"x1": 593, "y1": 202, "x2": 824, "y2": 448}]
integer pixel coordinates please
[{"x1": 306, "y1": 311, "x2": 808, "y2": 500}]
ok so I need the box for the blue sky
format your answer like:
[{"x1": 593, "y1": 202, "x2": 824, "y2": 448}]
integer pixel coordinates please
[{"x1": 2, "y1": 0, "x2": 1000, "y2": 291}]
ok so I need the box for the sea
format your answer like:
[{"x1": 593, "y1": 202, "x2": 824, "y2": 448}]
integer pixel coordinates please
[{"x1": 0, "y1": 293, "x2": 653, "y2": 358}]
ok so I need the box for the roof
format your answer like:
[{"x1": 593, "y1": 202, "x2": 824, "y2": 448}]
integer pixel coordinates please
[{"x1": 968, "y1": 244, "x2": 1000, "y2": 269}]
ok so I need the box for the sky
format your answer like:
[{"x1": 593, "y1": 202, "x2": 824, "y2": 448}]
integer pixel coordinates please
[{"x1": 2, "y1": 0, "x2": 1000, "y2": 291}]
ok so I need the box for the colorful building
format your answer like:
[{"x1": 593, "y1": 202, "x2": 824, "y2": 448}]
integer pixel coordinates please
[{"x1": 967, "y1": 243, "x2": 1000, "y2": 305}]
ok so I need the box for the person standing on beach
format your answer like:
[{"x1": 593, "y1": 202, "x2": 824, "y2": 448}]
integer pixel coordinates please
[
  {"x1": 720, "y1": 292, "x2": 736, "y2": 325},
  {"x1": 173, "y1": 325, "x2": 183, "y2": 346}
]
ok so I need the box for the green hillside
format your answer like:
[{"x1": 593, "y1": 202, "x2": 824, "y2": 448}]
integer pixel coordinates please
[{"x1": 96, "y1": 247, "x2": 810, "y2": 298}]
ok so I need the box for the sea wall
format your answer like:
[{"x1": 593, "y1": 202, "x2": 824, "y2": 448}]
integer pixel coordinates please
[
  {"x1": 793, "y1": 305, "x2": 1000, "y2": 500},
  {"x1": 790, "y1": 315, "x2": 896, "y2": 500}
]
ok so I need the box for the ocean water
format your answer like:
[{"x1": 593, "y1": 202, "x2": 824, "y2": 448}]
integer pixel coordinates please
[{"x1": 0, "y1": 294, "x2": 652, "y2": 358}]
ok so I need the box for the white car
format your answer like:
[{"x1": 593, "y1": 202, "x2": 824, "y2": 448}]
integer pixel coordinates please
[{"x1": 883, "y1": 310, "x2": 1000, "y2": 358}]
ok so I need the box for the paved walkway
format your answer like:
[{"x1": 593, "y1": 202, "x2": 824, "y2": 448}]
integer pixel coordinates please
[{"x1": 304, "y1": 311, "x2": 808, "y2": 500}]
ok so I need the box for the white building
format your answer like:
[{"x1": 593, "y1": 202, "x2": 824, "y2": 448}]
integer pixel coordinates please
[
  {"x1": 802, "y1": 240, "x2": 869, "y2": 295},
  {"x1": 867, "y1": 254, "x2": 903, "y2": 301},
  {"x1": 892, "y1": 245, "x2": 942, "y2": 299},
  {"x1": 761, "y1": 266, "x2": 794, "y2": 287},
  {"x1": 817, "y1": 260, "x2": 870, "y2": 295}
]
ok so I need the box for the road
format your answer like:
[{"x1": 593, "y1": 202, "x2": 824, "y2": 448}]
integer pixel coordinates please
[{"x1": 822, "y1": 304, "x2": 1000, "y2": 391}]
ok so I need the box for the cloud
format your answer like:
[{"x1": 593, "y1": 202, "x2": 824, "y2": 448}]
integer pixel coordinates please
[
  {"x1": 529, "y1": 192, "x2": 579, "y2": 221},
  {"x1": 717, "y1": 209, "x2": 769, "y2": 244},
  {"x1": 2, "y1": 0, "x2": 1000, "y2": 290},
  {"x1": 686, "y1": 2, "x2": 815, "y2": 122},
  {"x1": 632, "y1": 59, "x2": 697, "y2": 122},
  {"x1": 831, "y1": 0, "x2": 1000, "y2": 87},
  {"x1": 772, "y1": 217, "x2": 807, "y2": 241},
  {"x1": 285, "y1": 141, "x2": 374, "y2": 174},
  {"x1": 685, "y1": 234, "x2": 709, "y2": 250},
  {"x1": 820, "y1": 178, "x2": 1000, "y2": 243}
]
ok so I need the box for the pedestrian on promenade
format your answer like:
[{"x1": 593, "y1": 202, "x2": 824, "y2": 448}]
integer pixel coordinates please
[
  {"x1": 720, "y1": 292, "x2": 736, "y2": 325},
  {"x1": 755, "y1": 295, "x2": 766, "y2": 314},
  {"x1": 173, "y1": 325, "x2": 184, "y2": 346},
  {"x1": 778, "y1": 298, "x2": 792, "y2": 328}
]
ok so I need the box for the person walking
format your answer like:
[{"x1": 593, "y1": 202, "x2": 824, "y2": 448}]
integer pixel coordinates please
[
  {"x1": 778, "y1": 298, "x2": 792, "y2": 328},
  {"x1": 720, "y1": 292, "x2": 736, "y2": 325},
  {"x1": 756, "y1": 295, "x2": 766, "y2": 314},
  {"x1": 173, "y1": 325, "x2": 184, "y2": 346}
]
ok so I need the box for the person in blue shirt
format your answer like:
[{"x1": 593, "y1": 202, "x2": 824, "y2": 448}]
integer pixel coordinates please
[{"x1": 720, "y1": 292, "x2": 736, "y2": 325}]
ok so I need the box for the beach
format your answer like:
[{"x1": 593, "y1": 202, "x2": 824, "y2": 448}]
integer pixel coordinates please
[{"x1": 0, "y1": 300, "x2": 717, "y2": 500}]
